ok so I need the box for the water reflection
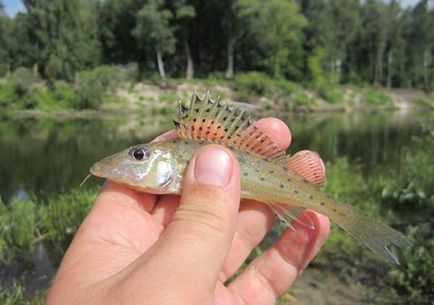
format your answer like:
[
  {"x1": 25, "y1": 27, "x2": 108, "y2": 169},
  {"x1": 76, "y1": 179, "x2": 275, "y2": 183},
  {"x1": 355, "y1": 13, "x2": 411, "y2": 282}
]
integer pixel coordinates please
[{"x1": 0, "y1": 111, "x2": 426, "y2": 204}]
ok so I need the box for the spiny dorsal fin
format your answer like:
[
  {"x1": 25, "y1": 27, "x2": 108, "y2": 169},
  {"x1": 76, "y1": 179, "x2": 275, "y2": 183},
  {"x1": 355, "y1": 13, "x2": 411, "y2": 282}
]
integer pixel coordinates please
[{"x1": 174, "y1": 91, "x2": 284, "y2": 159}]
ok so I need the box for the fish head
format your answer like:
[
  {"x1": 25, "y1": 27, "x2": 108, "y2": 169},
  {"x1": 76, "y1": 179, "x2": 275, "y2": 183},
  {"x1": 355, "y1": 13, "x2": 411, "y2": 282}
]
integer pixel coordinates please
[{"x1": 90, "y1": 143, "x2": 177, "y2": 193}]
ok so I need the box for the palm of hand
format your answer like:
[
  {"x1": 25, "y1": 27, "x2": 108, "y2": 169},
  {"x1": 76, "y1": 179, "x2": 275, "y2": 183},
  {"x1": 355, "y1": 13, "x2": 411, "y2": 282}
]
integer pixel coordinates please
[{"x1": 47, "y1": 119, "x2": 330, "y2": 305}]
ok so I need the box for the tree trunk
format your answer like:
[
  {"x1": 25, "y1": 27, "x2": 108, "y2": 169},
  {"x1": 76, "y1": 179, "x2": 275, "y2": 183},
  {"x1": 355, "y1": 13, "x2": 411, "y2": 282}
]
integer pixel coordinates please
[
  {"x1": 156, "y1": 49, "x2": 166, "y2": 79},
  {"x1": 185, "y1": 41, "x2": 194, "y2": 79},
  {"x1": 335, "y1": 56, "x2": 342, "y2": 83},
  {"x1": 225, "y1": 37, "x2": 235, "y2": 79},
  {"x1": 33, "y1": 63, "x2": 38, "y2": 77},
  {"x1": 423, "y1": 49, "x2": 430, "y2": 90},
  {"x1": 387, "y1": 51, "x2": 392, "y2": 89}
]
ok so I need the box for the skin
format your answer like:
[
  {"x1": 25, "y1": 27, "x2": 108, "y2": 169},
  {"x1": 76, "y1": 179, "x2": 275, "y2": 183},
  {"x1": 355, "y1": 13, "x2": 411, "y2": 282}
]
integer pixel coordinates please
[{"x1": 45, "y1": 118, "x2": 330, "y2": 305}]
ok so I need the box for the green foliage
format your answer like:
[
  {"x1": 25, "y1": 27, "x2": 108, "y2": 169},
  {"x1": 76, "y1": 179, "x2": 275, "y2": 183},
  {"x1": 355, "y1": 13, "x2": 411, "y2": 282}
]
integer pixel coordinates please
[
  {"x1": 290, "y1": 91, "x2": 311, "y2": 106},
  {"x1": 0, "y1": 0, "x2": 433, "y2": 88},
  {"x1": 133, "y1": 0, "x2": 176, "y2": 77},
  {"x1": 234, "y1": 72, "x2": 275, "y2": 96},
  {"x1": 317, "y1": 119, "x2": 434, "y2": 303},
  {"x1": 414, "y1": 95, "x2": 434, "y2": 108},
  {"x1": 0, "y1": 282, "x2": 45, "y2": 305},
  {"x1": 0, "y1": 283, "x2": 26, "y2": 305},
  {"x1": 40, "y1": 188, "x2": 96, "y2": 263},
  {"x1": 11, "y1": 67, "x2": 40, "y2": 95},
  {"x1": 0, "y1": 199, "x2": 36, "y2": 266},
  {"x1": 237, "y1": 0, "x2": 306, "y2": 79},
  {"x1": 319, "y1": 87, "x2": 343, "y2": 104},
  {"x1": 133, "y1": 0, "x2": 175, "y2": 54},
  {"x1": 385, "y1": 223, "x2": 434, "y2": 305},
  {"x1": 0, "y1": 80, "x2": 18, "y2": 107},
  {"x1": 362, "y1": 88, "x2": 392, "y2": 106},
  {"x1": 381, "y1": 118, "x2": 434, "y2": 211},
  {"x1": 74, "y1": 65, "x2": 126, "y2": 109},
  {"x1": 21, "y1": 0, "x2": 101, "y2": 80},
  {"x1": 307, "y1": 47, "x2": 328, "y2": 87}
]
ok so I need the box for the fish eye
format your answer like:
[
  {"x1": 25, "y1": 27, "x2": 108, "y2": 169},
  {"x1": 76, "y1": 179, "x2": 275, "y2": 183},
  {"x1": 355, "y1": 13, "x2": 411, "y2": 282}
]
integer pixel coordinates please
[{"x1": 129, "y1": 146, "x2": 150, "y2": 161}]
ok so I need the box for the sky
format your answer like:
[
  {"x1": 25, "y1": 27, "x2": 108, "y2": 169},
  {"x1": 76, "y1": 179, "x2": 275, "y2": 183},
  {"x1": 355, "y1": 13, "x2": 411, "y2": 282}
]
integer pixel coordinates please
[
  {"x1": 2, "y1": 0, "x2": 423, "y2": 17},
  {"x1": 3, "y1": 0, "x2": 25, "y2": 17}
]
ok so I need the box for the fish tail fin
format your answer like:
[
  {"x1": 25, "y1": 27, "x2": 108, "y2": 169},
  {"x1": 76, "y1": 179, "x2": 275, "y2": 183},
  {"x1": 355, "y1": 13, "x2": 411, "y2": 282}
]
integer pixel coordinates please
[{"x1": 323, "y1": 200, "x2": 412, "y2": 264}]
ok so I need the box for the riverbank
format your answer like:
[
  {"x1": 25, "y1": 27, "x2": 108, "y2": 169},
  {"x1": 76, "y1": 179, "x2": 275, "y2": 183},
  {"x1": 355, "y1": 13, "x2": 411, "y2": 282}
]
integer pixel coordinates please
[{"x1": 2, "y1": 71, "x2": 434, "y2": 119}]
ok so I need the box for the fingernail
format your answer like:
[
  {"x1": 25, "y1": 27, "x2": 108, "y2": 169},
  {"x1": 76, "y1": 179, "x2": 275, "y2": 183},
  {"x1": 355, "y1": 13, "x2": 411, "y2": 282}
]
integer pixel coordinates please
[{"x1": 194, "y1": 147, "x2": 233, "y2": 187}]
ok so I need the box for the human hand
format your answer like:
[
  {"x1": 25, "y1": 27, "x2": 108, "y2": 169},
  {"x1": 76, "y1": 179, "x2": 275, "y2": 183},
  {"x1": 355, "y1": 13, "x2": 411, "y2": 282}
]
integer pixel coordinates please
[{"x1": 46, "y1": 118, "x2": 330, "y2": 305}]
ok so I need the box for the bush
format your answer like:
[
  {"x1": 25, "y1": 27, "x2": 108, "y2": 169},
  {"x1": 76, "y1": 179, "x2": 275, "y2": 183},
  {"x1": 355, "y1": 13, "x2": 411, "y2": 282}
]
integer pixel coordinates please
[
  {"x1": 381, "y1": 118, "x2": 434, "y2": 212},
  {"x1": 275, "y1": 79, "x2": 298, "y2": 95},
  {"x1": 11, "y1": 67, "x2": 40, "y2": 95},
  {"x1": 290, "y1": 90, "x2": 311, "y2": 106},
  {"x1": 363, "y1": 88, "x2": 392, "y2": 106},
  {"x1": 385, "y1": 223, "x2": 434, "y2": 305},
  {"x1": 0, "y1": 80, "x2": 18, "y2": 108},
  {"x1": 234, "y1": 72, "x2": 275, "y2": 96},
  {"x1": 319, "y1": 87, "x2": 343, "y2": 104},
  {"x1": 414, "y1": 95, "x2": 434, "y2": 108},
  {"x1": 74, "y1": 65, "x2": 127, "y2": 109}
]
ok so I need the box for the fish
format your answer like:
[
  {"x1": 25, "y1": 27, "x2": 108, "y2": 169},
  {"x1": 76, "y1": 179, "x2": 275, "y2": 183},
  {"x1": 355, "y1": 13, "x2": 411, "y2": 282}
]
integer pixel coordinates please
[{"x1": 89, "y1": 91, "x2": 411, "y2": 264}]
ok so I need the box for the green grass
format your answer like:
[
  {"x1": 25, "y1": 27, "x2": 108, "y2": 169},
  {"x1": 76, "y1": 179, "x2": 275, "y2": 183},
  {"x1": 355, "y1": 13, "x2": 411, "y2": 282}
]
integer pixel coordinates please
[
  {"x1": 319, "y1": 87, "x2": 344, "y2": 104},
  {"x1": 0, "y1": 199, "x2": 37, "y2": 266},
  {"x1": 40, "y1": 188, "x2": 96, "y2": 264},
  {"x1": 363, "y1": 88, "x2": 393, "y2": 106},
  {"x1": 234, "y1": 72, "x2": 276, "y2": 96},
  {"x1": 414, "y1": 95, "x2": 434, "y2": 108},
  {"x1": 0, "y1": 80, "x2": 18, "y2": 108},
  {"x1": 2, "y1": 70, "x2": 419, "y2": 113},
  {"x1": 0, "y1": 282, "x2": 45, "y2": 305}
]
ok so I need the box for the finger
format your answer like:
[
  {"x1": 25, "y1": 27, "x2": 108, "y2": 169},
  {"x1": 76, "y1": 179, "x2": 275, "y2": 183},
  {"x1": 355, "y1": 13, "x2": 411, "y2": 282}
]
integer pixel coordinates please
[
  {"x1": 218, "y1": 119, "x2": 294, "y2": 280},
  {"x1": 219, "y1": 200, "x2": 275, "y2": 281},
  {"x1": 228, "y1": 210, "x2": 330, "y2": 305},
  {"x1": 222, "y1": 150, "x2": 325, "y2": 281},
  {"x1": 287, "y1": 150, "x2": 326, "y2": 187},
  {"x1": 255, "y1": 118, "x2": 292, "y2": 149},
  {"x1": 96, "y1": 180, "x2": 158, "y2": 212},
  {"x1": 151, "y1": 194, "x2": 181, "y2": 226},
  {"x1": 155, "y1": 145, "x2": 241, "y2": 286}
]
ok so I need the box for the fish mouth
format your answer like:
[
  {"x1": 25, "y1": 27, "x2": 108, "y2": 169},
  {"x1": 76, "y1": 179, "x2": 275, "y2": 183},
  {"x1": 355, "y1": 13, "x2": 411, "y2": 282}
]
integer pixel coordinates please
[{"x1": 89, "y1": 160, "x2": 109, "y2": 178}]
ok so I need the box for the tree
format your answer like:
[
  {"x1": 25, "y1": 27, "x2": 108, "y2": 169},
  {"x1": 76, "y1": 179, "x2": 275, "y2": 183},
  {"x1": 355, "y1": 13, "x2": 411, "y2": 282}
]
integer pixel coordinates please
[
  {"x1": 237, "y1": 0, "x2": 307, "y2": 79},
  {"x1": 354, "y1": 0, "x2": 390, "y2": 84},
  {"x1": 0, "y1": 1, "x2": 4, "y2": 16},
  {"x1": 0, "y1": 13, "x2": 11, "y2": 76},
  {"x1": 383, "y1": 0, "x2": 408, "y2": 88},
  {"x1": 302, "y1": 0, "x2": 360, "y2": 83},
  {"x1": 22, "y1": 0, "x2": 101, "y2": 80},
  {"x1": 133, "y1": 0, "x2": 176, "y2": 79},
  {"x1": 171, "y1": 0, "x2": 196, "y2": 79},
  {"x1": 408, "y1": 0, "x2": 434, "y2": 90},
  {"x1": 96, "y1": 0, "x2": 143, "y2": 66}
]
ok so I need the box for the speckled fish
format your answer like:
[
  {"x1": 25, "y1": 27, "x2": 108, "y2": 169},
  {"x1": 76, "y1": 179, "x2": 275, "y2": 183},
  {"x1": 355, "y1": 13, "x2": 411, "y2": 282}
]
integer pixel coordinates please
[{"x1": 89, "y1": 92, "x2": 411, "y2": 264}]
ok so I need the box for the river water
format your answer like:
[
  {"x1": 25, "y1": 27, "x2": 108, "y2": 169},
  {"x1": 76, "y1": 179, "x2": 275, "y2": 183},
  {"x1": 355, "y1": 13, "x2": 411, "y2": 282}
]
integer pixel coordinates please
[{"x1": 0, "y1": 110, "x2": 425, "y2": 204}]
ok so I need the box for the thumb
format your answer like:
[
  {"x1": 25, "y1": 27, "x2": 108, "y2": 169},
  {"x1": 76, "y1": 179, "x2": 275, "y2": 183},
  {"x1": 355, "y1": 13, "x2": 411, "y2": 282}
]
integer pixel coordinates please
[{"x1": 160, "y1": 145, "x2": 240, "y2": 282}]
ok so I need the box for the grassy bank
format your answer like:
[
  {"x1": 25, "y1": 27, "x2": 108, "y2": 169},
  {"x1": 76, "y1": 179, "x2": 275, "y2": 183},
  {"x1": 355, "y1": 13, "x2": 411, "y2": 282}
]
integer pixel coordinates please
[
  {"x1": 1, "y1": 117, "x2": 433, "y2": 304},
  {"x1": 1, "y1": 68, "x2": 433, "y2": 116}
]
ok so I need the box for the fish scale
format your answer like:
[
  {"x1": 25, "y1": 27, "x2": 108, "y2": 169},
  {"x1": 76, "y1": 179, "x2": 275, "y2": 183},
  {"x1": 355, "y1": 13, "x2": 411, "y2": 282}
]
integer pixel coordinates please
[{"x1": 89, "y1": 92, "x2": 412, "y2": 265}]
